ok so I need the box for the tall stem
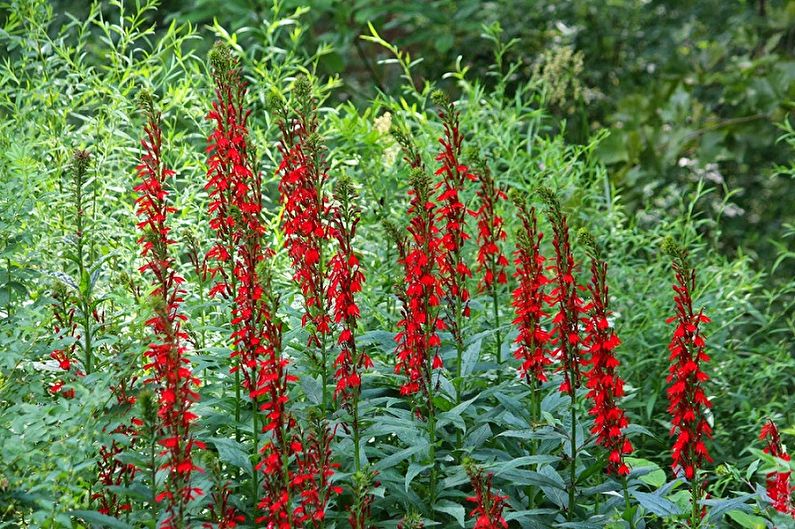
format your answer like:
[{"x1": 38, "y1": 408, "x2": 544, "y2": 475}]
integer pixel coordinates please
[
  {"x1": 567, "y1": 391, "x2": 577, "y2": 521},
  {"x1": 83, "y1": 300, "x2": 92, "y2": 374},
  {"x1": 623, "y1": 476, "x2": 635, "y2": 529},
  {"x1": 690, "y1": 475, "x2": 700, "y2": 529},
  {"x1": 491, "y1": 281, "x2": 501, "y2": 364},
  {"x1": 234, "y1": 368, "x2": 241, "y2": 444},
  {"x1": 428, "y1": 392, "x2": 437, "y2": 512},
  {"x1": 352, "y1": 389, "x2": 361, "y2": 474},
  {"x1": 454, "y1": 297, "x2": 464, "y2": 404},
  {"x1": 252, "y1": 393, "x2": 259, "y2": 515}
]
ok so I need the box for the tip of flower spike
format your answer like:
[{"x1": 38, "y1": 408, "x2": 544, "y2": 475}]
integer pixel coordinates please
[
  {"x1": 398, "y1": 512, "x2": 424, "y2": 529},
  {"x1": 408, "y1": 167, "x2": 431, "y2": 194},
  {"x1": 208, "y1": 41, "x2": 234, "y2": 76},
  {"x1": 661, "y1": 236, "x2": 679, "y2": 256},
  {"x1": 138, "y1": 388, "x2": 157, "y2": 424},
  {"x1": 576, "y1": 227, "x2": 593, "y2": 246},
  {"x1": 431, "y1": 89, "x2": 451, "y2": 109},
  {"x1": 266, "y1": 92, "x2": 285, "y2": 115},
  {"x1": 333, "y1": 174, "x2": 355, "y2": 201},
  {"x1": 382, "y1": 219, "x2": 405, "y2": 246},
  {"x1": 661, "y1": 236, "x2": 689, "y2": 264},
  {"x1": 72, "y1": 149, "x2": 91, "y2": 175},
  {"x1": 461, "y1": 456, "x2": 478, "y2": 474},
  {"x1": 137, "y1": 87, "x2": 155, "y2": 114},
  {"x1": 293, "y1": 74, "x2": 313, "y2": 103},
  {"x1": 536, "y1": 185, "x2": 560, "y2": 210},
  {"x1": 390, "y1": 123, "x2": 411, "y2": 146},
  {"x1": 577, "y1": 228, "x2": 600, "y2": 258}
]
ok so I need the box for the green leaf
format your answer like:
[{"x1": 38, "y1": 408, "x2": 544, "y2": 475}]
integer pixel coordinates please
[
  {"x1": 726, "y1": 510, "x2": 767, "y2": 529},
  {"x1": 437, "y1": 396, "x2": 478, "y2": 431},
  {"x1": 374, "y1": 442, "x2": 428, "y2": 470},
  {"x1": 625, "y1": 457, "x2": 666, "y2": 488},
  {"x1": 70, "y1": 511, "x2": 134, "y2": 529},
  {"x1": 210, "y1": 437, "x2": 252, "y2": 475},
  {"x1": 460, "y1": 337, "x2": 482, "y2": 376},
  {"x1": 300, "y1": 375, "x2": 323, "y2": 405},
  {"x1": 631, "y1": 491, "x2": 681, "y2": 516},
  {"x1": 434, "y1": 499, "x2": 466, "y2": 527},
  {"x1": 405, "y1": 462, "x2": 431, "y2": 492}
]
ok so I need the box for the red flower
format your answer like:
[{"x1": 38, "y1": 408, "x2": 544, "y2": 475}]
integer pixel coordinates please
[
  {"x1": 93, "y1": 376, "x2": 139, "y2": 516},
  {"x1": 580, "y1": 232, "x2": 632, "y2": 476},
  {"x1": 393, "y1": 168, "x2": 445, "y2": 403},
  {"x1": 511, "y1": 203, "x2": 551, "y2": 383},
  {"x1": 257, "y1": 420, "x2": 341, "y2": 529},
  {"x1": 760, "y1": 420, "x2": 794, "y2": 516},
  {"x1": 538, "y1": 188, "x2": 585, "y2": 396},
  {"x1": 473, "y1": 162, "x2": 508, "y2": 292},
  {"x1": 327, "y1": 177, "x2": 370, "y2": 403},
  {"x1": 662, "y1": 239, "x2": 713, "y2": 480},
  {"x1": 204, "y1": 482, "x2": 246, "y2": 528},
  {"x1": 464, "y1": 461, "x2": 509, "y2": 529},
  {"x1": 135, "y1": 92, "x2": 202, "y2": 525},
  {"x1": 431, "y1": 91, "x2": 476, "y2": 330},
  {"x1": 275, "y1": 78, "x2": 332, "y2": 351}
]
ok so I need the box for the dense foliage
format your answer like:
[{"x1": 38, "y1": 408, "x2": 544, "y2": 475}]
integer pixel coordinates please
[{"x1": 0, "y1": 2, "x2": 794, "y2": 529}]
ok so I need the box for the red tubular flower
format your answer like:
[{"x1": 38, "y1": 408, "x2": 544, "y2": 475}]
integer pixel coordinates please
[
  {"x1": 662, "y1": 238, "x2": 713, "y2": 481},
  {"x1": 511, "y1": 203, "x2": 551, "y2": 383},
  {"x1": 93, "y1": 377, "x2": 140, "y2": 516},
  {"x1": 473, "y1": 162, "x2": 508, "y2": 292},
  {"x1": 275, "y1": 78, "x2": 332, "y2": 351},
  {"x1": 327, "y1": 176, "x2": 370, "y2": 403},
  {"x1": 579, "y1": 232, "x2": 632, "y2": 476},
  {"x1": 47, "y1": 283, "x2": 81, "y2": 398},
  {"x1": 431, "y1": 91, "x2": 476, "y2": 328},
  {"x1": 204, "y1": 483, "x2": 246, "y2": 529},
  {"x1": 204, "y1": 45, "x2": 252, "y2": 300},
  {"x1": 538, "y1": 188, "x2": 585, "y2": 396},
  {"x1": 135, "y1": 92, "x2": 204, "y2": 527},
  {"x1": 393, "y1": 168, "x2": 445, "y2": 401},
  {"x1": 760, "y1": 420, "x2": 794, "y2": 516},
  {"x1": 463, "y1": 460, "x2": 509, "y2": 529}
]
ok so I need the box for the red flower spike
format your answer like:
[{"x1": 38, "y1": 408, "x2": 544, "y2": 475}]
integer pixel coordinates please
[
  {"x1": 431, "y1": 91, "x2": 475, "y2": 340},
  {"x1": 579, "y1": 231, "x2": 633, "y2": 476},
  {"x1": 93, "y1": 376, "x2": 140, "y2": 517},
  {"x1": 204, "y1": 482, "x2": 246, "y2": 529},
  {"x1": 134, "y1": 91, "x2": 202, "y2": 523},
  {"x1": 473, "y1": 161, "x2": 508, "y2": 293},
  {"x1": 662, "y1": 238, "x2": 713, "y2": 482},
  {"x1": 538, "y1": 188, "x2": 585, "y2": 396},
  {"x1": 463, "y1": 461, "x2": 509, "y2": 529},
  {"x1": 327, "y1": 176, "x2": 369, "y2": 405},
  {"x1": 275, "y1": 77, "x2": 333, "y2": 352},
  {"x1": 511, "y1": 203, "x2": 551, "y2": 384},
  {"x1": 392, "y1": 166, "x2": 445, "y2": 408},
  {"x1": 760, "y1": 419, "x2": 795, "y2": 517}
]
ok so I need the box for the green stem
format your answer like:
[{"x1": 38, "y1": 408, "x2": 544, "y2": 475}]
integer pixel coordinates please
[
  {"x1": 320, "y1": 334, "x2": 328, "y2": 412},
  {"x1": 352, "y1": 389, "x2": 361, "y2": 474},
  {"x1": 83, "y1": 299, "x2": 92, "y2": 375},
  {"x1": 234, "y1": 368, "x2": 241, "y2": 444},
  {"x1": 151, "y1": 433, "x2": 157, "y2": 519},
  {"x1": 252, "y1": 394, "x2": 259, "y2": 515},
  {"x1": 567, "y1": 391, "x2": 577, "y2": 522},
  {"x1": 454, "y1": 297, "x2": 464, "y2": 404},
  {"x1": 428, "y1": 393, "x2": 437, "y2": 513},
  {"x1": 5, "y1": 254, "x2": 12, "y2": 319},
  {"x1": 690, "y1": 474, "x2": 700, "y2": 529},
  {"x1": 623, "y1": 476, "x2": 635, "y2": 529},
  {"x1": 491, "y1": 282, "x2": 501, "y2": 364}
]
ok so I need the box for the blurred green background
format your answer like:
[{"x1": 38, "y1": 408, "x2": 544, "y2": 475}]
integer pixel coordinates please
[{"x1": 46, "y1": 0, "x2": 795, "y2": 284}]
